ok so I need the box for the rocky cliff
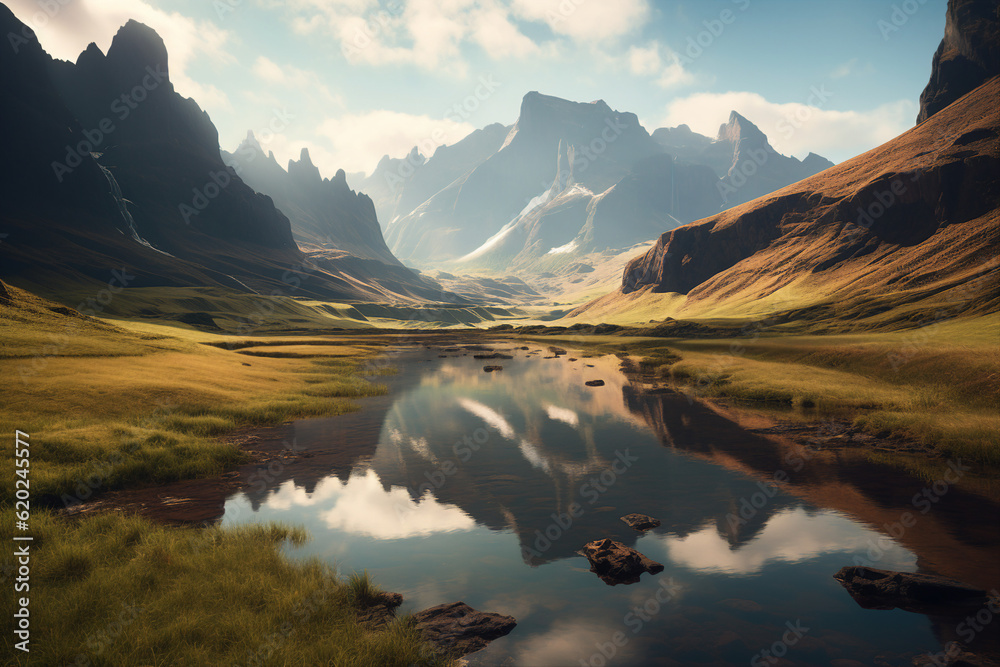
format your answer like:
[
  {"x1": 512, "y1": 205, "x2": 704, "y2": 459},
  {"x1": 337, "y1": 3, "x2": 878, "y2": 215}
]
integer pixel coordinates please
[{"x1": 917, "y1": 0, "x2": 1000, "y2": 123}]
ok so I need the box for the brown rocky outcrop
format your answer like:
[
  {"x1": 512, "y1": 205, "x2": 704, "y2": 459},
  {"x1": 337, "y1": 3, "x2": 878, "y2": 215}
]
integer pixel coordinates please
[
  {"x1": 412, "y1": 602, "x2": 517, "y2": 657},
  {"x1": 606, "y1": 75, "x2": 999, "y2": 325},
  {"x1": 579, "y1": 538, "x2": 664, "y2": 585}
]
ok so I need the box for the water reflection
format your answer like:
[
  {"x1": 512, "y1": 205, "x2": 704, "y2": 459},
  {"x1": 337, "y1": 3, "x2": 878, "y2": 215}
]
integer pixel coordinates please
[
  {"x1": 661, "y1": 507, "x2": 914, "y2": 575},
  {"x1": 216, "y1": 344, "x2": 1000, "y2": 665}
]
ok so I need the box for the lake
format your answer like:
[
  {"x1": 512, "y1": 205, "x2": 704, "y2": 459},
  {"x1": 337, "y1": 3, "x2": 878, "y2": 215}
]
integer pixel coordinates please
[{"x1": 218, "y1": 342, "x2": 1000, "y2": 666}]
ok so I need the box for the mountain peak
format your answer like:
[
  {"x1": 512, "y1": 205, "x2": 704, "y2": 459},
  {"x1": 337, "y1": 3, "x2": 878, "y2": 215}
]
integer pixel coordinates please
[
  {"x1": 241, "y1": 130, "x2": 264, "y2": 155},
  {"x1": 76, "y1": 42, "x2": 105, "y2": 66},
  {"x1": 288, "y1": 146, "x2": 322, "y2": 186},
  {"x1": 105, "y1": 19, "x2": 169, "y2": 84},
  {"x1": 717, "y1": 110, "x2": 770, "y2": 150}
]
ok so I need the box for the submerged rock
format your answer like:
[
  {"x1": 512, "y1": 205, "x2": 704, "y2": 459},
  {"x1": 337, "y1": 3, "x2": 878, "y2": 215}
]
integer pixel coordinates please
[
  {"x1": 585, "y1": 379, "x2": 605, "y2": 387},
  {"x1": 621, "y1": 513, "x2": 661, "y2": 531},
  {"x1": 412, "y1": 601, "x2": 517, "y2": 657},
  {"x1": 483, "y1": 365, "x2": 503, "y2": 372},
  {"x1": 833, "y1": 566, "x2": 992, "y2": 613},
  {"x1": 579, "y1": 538, "x2": 664, "y2": 585}
]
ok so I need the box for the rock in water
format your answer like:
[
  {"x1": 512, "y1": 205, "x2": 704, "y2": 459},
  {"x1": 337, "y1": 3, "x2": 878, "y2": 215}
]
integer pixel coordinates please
[
  {"x1": 585, "y1": 379, "x2": 605, "y2": 387},
  {"x1": 833, "y1": 566, "x2": 991, "y2": 613},
  {"x1": 621, "y1": 513, "x2": 661, "y2": 531},
  {"x1": 483, "y1": 365, "x2": 503, "y2": 372},
  {"x1": 412, "y1": 602, "x2": 517, "y2": 657},
  {"x1": 579, "y1": 538, "x2": 664, "y2": 585}
]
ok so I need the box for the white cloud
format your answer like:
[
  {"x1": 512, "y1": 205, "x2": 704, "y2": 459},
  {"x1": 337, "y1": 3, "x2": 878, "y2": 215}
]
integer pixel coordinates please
[
  {"x1": 545, "y1": 405, "x2": 579, "y2": 427},
  {"x1": 276, "y1": 0, "x2": 651, "y2": 76},
  {"x1": 279, "y1": 0, "x2": 543, "y2": 77},
  {"x1": 251, "y1": 470, "x2": 476, "y2": 539},
  {"x1": 251, "y1": 56, "x2": 343, "y2": 106},
  {"x1": 472, "y1": 4, "x2": 541, "y2": 59},
  {"x1": 318, "y1": 470, "x2": 476, "y2": 539},
  {"x1": 518, "y1": 440, "x2": 552, "y2": 473},
  {"x1": 6, "y1": 0, "x2": 233, "y2": 111},
  {"x1": 659, "y1": 91, "x2": 916, "y2": 162},
  {"x1": 457, "y1": 398, "x2": 516, "y2": 439},
  {"x1": 627, "y1": 42, "x2": 695, "y2": 90},
  {"x1": 315, "y1": 109, "x2": 475, "y2": 175},
  {"x1": 661, "y1": 507, "x2": 915, "y2": 575},
  {"x1": 511, "y1": 0, "x2": 650, "y2": 43},
  {"x1": 628, "y1": 44, "x2": 661, "y2": 76}
]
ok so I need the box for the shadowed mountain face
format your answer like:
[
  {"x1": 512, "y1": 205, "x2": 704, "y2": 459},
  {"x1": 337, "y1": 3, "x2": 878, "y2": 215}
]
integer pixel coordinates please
[
  {"x1": 378, "y1": 92, "x2": 832, "y2": 278},
  {"x1": 917, "y1": 0, "x2": 1000, "y2": 123},
  {"x1": 587, "y1": 0, "x2": 1000, "y2": 326},
  {"x1": 223, "y1": 134, "x2": 398, "y2": 264},
  {"x1": 0, "y1": 7, "x2": 458, "y2": 304},
  {"x1": 46, "y1": 19, "x2": 298, "y2": 256}
]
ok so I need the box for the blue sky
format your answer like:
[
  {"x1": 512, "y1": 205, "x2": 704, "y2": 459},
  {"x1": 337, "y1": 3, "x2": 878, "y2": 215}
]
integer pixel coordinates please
[{"x1": 10, "y1": 0, "x2": 947, "y2": 177}]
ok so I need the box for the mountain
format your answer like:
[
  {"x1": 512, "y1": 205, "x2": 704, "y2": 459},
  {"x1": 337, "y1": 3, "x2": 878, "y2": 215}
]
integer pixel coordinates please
[
  {"x1": 379, "y1": 92, "x2": 833, "y2": 284},
  {"x1": 222, "y1": 134, "x2": 398, "y2": 263},
  {"x1": 45, "y1": 19, "x2": 298, "y2": 257},
  {"x1": 652, "y1": 113, "x2": 836, "y2": 208},
  {"x1": 352, "y1": 122, "x2": 510, "y2": 229},
  {"x1": 577, "y1": 0, "x2": 999, "y2": 327},
  {"x1": 384, "y1": 93, "x2": 667, "y2": 264},
  {"x1": 0, "y1": 6, "x2": 458, "y2": 306},
  {"x1": 916, "y1": 0, "x2": 1000, "y2": 123}
]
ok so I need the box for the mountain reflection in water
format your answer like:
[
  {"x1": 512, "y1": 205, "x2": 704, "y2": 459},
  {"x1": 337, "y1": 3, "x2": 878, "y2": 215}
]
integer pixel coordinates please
[{"x1": 219, "y1": 344, "x2": 1000, "y2": 666}]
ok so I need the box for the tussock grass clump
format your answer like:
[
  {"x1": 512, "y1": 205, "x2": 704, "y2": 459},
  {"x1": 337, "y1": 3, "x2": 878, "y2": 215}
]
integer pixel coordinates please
[
  {"x1": 0, "y1": 510, "x2": 447, "y2": 666},
  {"x1": 347, "y1": 570, "x2": 383, "y2": 607}
]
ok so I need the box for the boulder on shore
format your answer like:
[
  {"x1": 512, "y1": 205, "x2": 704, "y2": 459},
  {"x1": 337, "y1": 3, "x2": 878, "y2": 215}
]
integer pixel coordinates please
[
  {"x1": 412, "y1": 601, "x2": 517, "y2": 657},
  {"x1": 579, "y1": 538, "x2": 664, "y2": 585}
]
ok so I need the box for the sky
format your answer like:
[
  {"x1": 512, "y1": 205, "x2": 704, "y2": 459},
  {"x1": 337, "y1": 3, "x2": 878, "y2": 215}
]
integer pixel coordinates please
[{"x1": 8, "y1": 0, "x2": 948, "y2": 178}]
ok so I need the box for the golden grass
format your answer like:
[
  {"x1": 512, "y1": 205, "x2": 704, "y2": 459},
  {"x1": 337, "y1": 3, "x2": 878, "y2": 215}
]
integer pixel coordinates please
[
  {"x1": 0, "y1": 509, "x2": 447, "y2": 666},
  {"x1": 1, "y1": 286, "x2": 448, "y2": 666},
  {"x1": 1, "y1": 300, "x2": 389, "y2": 505},
  {"x1": 527, "y1": 316, "x2": 1000, "y2": 466}
]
